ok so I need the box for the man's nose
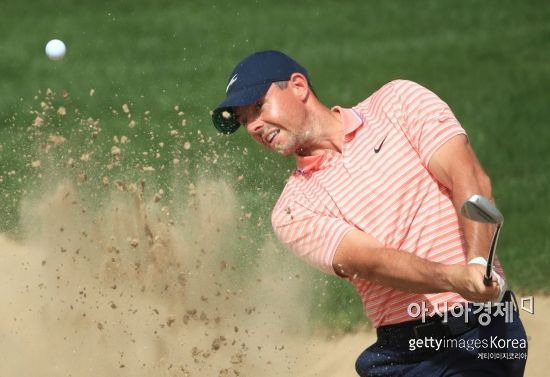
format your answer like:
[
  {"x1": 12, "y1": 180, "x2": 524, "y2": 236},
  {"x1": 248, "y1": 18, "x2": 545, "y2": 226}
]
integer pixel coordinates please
[{"x1": 246, "y1": 117, "x2": 263, "y2": 135}]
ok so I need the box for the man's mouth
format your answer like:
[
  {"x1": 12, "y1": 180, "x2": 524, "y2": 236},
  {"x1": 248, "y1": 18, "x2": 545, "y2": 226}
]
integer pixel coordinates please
[{"x1": 266, "y1": 129, "x2": 280, "y2": 144}]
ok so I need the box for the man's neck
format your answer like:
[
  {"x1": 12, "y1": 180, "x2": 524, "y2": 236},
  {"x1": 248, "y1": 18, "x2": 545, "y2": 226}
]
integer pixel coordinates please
[{"x1": 296, "y1": 104, "x2": 344, "y2": 157}]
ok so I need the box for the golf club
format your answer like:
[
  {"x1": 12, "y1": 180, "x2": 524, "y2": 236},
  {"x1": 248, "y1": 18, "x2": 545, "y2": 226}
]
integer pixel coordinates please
[{"x1": 460, "y1": 194, "x2": 504, "y2": 286}]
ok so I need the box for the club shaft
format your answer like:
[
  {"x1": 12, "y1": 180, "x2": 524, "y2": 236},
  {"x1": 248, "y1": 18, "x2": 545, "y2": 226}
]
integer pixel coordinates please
[{"x1": 484, "y1": 224, "x2": 502, "y2": 286}]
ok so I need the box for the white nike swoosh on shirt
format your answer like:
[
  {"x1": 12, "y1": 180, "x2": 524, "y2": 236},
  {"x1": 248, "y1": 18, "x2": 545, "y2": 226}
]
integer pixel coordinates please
[{"x1": 226, "y1": 74, "x2": 238, "y2": 93}]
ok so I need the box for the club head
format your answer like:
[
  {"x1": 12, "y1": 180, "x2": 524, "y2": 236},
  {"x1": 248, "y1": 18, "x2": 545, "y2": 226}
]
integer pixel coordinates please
[{"x1": 461, "y1": 195, "x2": 504, "y2": 224}]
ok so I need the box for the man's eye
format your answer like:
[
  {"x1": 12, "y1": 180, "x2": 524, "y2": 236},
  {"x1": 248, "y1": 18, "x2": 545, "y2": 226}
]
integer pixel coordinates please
[{"x1": 255, "y1": 101, "x2": 263, "y2": 109}]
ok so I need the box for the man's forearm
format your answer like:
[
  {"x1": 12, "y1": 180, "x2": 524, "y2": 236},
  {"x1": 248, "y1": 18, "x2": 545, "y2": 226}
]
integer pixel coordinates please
[
  {"x1": 333, "y1": 228, "x2": 499, "y2": 302},
  {"x1": 334, "y1": 230, "x2": 458, "y2": 294},
  {"x1": 340, "y1": 245, "x2": 498, "y2": 302},
  {"x1": 427, "y1": 134, "x2": 495, "y2": 262},
  {"x1": 356, "y1": 247, "x2": 457, "y2": 293},
  {"x1": 450, "y1": 186, "x2": 494, "y2": 261}
]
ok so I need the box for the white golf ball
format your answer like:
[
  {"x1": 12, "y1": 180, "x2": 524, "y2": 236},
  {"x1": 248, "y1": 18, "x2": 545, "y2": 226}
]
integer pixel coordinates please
[{"x1": 45, "y1": 39, "x2": 66, "y2": 60}]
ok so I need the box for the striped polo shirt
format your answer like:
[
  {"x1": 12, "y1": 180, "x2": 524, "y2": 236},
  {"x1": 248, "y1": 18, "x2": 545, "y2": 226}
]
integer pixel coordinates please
[{"x1": 271, "y1": 80, "x2": 502, "y2": 327}]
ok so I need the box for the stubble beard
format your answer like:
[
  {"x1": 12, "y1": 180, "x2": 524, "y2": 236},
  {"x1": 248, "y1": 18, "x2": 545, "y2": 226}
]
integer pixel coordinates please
[
  {"x1": 273, "y1": 114, "x2": 319, "y2": 156},
  {"x1": 276, "y1": 128, "x2": 315, "y2": 157},
  {"x1": 273, "y1": 136, "x2": 295, "y2": 155}
]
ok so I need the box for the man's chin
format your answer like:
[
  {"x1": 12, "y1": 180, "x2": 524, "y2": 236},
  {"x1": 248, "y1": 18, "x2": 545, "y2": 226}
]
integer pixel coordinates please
[
  {"x1": 272, "y1": 144, "x2": 294, "y2": 156},
  {"x1": 271, "y1": 142, "x2": 289, "y2": 155}
]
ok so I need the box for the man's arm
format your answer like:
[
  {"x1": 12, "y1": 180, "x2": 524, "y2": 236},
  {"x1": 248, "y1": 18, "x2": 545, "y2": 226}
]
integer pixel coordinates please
[
  {"x1": 332, "y1": 134, "x2": 501, "y2": 302},
  {"x1": 332, "y1": 228, "x2": 500, "y2": 302},
  {"x1": 428, "y1": 134, "x2": 495, "y2": 262}
]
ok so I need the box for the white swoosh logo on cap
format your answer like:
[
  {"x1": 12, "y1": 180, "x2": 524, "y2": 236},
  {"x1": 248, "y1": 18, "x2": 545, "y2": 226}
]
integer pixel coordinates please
[{"x1": 226, "y1": 74, "x2": 238, "y2": 93}]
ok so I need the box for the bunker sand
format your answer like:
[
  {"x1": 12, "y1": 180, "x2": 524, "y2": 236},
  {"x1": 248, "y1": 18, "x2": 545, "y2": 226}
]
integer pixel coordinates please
[
  {"x1": 0, "y1": 180, "x2": 318, "y2": 376},
  {"x1": 1, "y1": 181, "x2": 547, "y2": 376}
]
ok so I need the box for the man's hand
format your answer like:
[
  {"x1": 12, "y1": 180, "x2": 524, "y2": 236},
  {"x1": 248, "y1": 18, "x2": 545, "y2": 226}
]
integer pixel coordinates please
[
  {"x1": 449, "y1": 263, "x2": 502, "y2": 303},
  {"x1": 468, "y1": 256, "x2": 507, "y2": 302}
]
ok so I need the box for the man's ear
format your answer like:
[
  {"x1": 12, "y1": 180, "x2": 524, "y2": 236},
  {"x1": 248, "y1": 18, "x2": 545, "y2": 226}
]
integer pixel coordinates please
[{"x1": 288, "y1": 73, "x2": 310, "y2": 101}]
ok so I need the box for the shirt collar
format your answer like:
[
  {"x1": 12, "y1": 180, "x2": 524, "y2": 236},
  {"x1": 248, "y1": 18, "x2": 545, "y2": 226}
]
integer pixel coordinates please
[{"x1": 295, "y1": 107, "x2": 363, "y2": 175}]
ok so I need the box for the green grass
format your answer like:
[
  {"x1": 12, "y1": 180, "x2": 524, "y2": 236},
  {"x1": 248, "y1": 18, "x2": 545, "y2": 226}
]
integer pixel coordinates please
[{"x1": 1, "y1": 0, "x2": 549, "y2": 330}]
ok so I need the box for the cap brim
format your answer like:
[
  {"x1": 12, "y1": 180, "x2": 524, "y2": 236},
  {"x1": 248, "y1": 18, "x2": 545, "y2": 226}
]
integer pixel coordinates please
[{"x1": 212, "y1": 82, "x2": 271, "y2": 134}]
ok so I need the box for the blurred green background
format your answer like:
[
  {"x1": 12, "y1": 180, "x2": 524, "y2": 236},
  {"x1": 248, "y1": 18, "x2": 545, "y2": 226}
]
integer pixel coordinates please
[{"x1": 1, "y1": 0, "x2": 549, "y2": 329}]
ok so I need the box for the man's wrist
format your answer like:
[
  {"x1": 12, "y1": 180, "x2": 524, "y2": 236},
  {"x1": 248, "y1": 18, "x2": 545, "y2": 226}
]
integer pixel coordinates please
[{"x1": 441, "y1": 263, "x2": 462, "y2": 292}]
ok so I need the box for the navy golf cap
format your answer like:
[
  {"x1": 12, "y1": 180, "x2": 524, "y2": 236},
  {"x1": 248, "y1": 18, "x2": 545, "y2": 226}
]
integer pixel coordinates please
[{"x1": 212, "y1": 50, "x2": 312, "y2": 134}]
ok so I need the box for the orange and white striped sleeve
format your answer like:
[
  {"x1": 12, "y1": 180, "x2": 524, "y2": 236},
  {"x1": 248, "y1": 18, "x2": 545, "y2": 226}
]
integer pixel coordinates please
[
  {"x1": 388, "y1": 80, "x2": 467, "y2": 167},
  {"x1": 271, "y1": 186, "x2": 355, "y2": 276}
]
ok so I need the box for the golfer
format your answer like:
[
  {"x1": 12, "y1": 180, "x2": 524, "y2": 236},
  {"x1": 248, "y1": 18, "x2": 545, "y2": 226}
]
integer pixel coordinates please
[{"x1": 212, "y1": 50, "x2": 527, "y2": 376}]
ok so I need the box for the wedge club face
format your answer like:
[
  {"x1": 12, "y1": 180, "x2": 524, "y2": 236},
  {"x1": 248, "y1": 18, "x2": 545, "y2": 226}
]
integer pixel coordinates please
[
  {"x1": 461, "y1": 195, "x2": 504, "y2": 286},
  {"x1": 461, "y1": 195, "x2": 503, "y2": 225}
]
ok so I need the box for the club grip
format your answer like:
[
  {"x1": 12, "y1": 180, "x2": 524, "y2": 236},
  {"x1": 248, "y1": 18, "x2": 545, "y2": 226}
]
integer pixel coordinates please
[{"x1": 483, "y1": 275, "x2": 492, "y2": 286}]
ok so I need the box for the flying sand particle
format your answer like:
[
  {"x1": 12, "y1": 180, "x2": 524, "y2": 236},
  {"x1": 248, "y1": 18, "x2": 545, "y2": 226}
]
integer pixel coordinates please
[
  {"x1": 33, "y1": 116, "x2": 44, "y2": 127},
  {"x1": 48, "y1": 135, "x2": 66, "y2": 145},
  {"x1": 114, "y1": 180, "x2": 125, "y2": 191}
]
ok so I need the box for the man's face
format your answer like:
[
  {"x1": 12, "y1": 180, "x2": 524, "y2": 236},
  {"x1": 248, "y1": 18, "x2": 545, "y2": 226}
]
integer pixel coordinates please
[{"x1": 234, "y1": 82, "x2": 307, "y2": 156}]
